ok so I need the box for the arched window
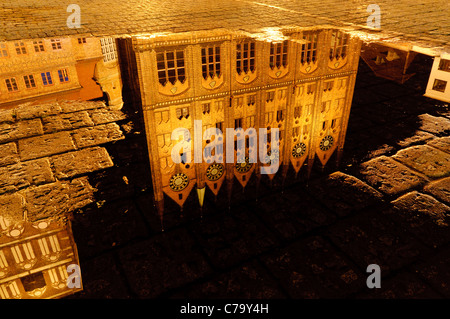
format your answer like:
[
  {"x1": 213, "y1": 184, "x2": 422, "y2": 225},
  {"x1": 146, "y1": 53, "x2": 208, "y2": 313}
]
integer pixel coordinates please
[
  {"x1": 330, "y1": 30, "x2": 349, "y2": 60},
  {"x1": 157, "y1": 50, "x2": 186, "y2": 85},
  {"x1": 300, "y1": 32, "x2": 318, "y2": 64},
  {"x1": 201, "y1": 45, "x2": 221, "y2": 79},
  {"x1": 236, "y1": 41, "x2": 255, "y2": 74},
  {"x1": 270, "y1": 41, "x2": 288, "y2": 69}
]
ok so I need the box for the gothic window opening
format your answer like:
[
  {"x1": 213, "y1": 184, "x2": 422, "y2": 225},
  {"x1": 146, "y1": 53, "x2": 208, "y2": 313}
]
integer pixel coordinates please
[
  {"x1": 266, "y1": 91, "x2": 275, "y2": 102},
  {"x1": 306, "y1": 83, "x2": 316, "y2": 95},
  {"x1": 5, "y1": 78, "x2": 18, "y2": 92},
  {"x1": 294, "y1": 106, "x2": 301, "y2": 118},
  {"x1": 269, "y1": 41, "x2": 288, "y2": 69},
  {"x1": 215, "y1": 100, "x2": 224, "y2": 111},
  {"x1": 235, "y1": 97, "x2": 244, "y2": 108},
  {"x1": 235, "y1": 118, "x2": 243, "y2": 129},
  {"x1": 157, "y1": 50, "x2": 185, "y2": 86},
  {"x1": 265, "y1": 112, "x2": 273, "y2": 124},
  {"x1": 321, "y1": 100, "x2": 331, "y2": 113},
  {"x1": 176, "y1": 107, "x2": 189, "y2": 120},
  {"x1": 201, "y1": 45, "x2": 221, "y2": 79},
  {"x1": 330, "y1": 30, "x2": 349, "y2": 60},
  {"x1": 336, "y1": 98, "x2": 346, "y2": 111},
  {"x1": 202, "y1": 103, "x2": 211, "y2": 114},
  {"x1": 276, "y1": 110, "x2": 284, "y2": 122},
  {"x1": 301, "y1": 32, "x2": 318, "y2": 64},
  {"x1": 331, "y1": 118, "x2": 337, "y2": 128},
  {"x1": 216, "y1": 121, "x2": 223, "y2": 132},
  {"x1": 247, "y1": 116, "x2": 255, "y2": 128},
  {"x1": 303, "y1": 124, "x2": 309, "y2": 135},
  {"x1": 247, "y1": 94, "x2": 256, "y2": 106},
  {"x1": 78, "y1": 38, "x2": 87, "y2": 44},
  {"x1": 236, "y1": 41, "x2": 255, "y2": 74},
  {"x1": 324, "y1": 80, "x2": 334, "y2": 91}
]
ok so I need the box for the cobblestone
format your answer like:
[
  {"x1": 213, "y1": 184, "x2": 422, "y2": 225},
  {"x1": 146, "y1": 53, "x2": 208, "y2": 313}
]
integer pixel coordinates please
[
  {"x1": 412, "y1": 247, "x2": 450, "y2": 298},
  {"x1": 22, "y1": 177, "x2": 95, "y2": 222},
  {"x1": 418, "y1": 114, "x2": 450, "y2": 136},
  {"x1": 356, "y1": 271, "x2": 442, "y2": 299},
  {"x1": 393, "y1": 145, "x2": 450, "y2": 179},
  {"x1": 189, "y1": 207, "x2": 279, "y2": 270},
  {"x1": 424, "y1": 177, "x2": 450, "y2": 205},
  {"x1": 72, "y1": 123, "x2": 124, "y2": 148},
  {"x1": 52, "y1": 19, "x2": 450, "y2": 300},
  {"x1": 51, "y1": 146, "x2": 114, "y2": 179},
  {"x1": 0, "y1": 142, "x2": 19, "y2": 167},
  {"x1": 18, "y1": 131, "x2": 76, "y2": 161},
  {"x1": 389, "y1": 191, "x2": 450, "y2": 248},
  {"x1": 0, "y1": 0, "x2": 448, "y2": 53},
  {"x1": 261, "y1": 236, "x2": 365, "y2": 298},
  {"x1": 0, "y1": 118, "x2": 43, "y2": 144},
  {"x1": 427, "y1": 136, "x2": 450, "y2": 153},
  {"x1": 359, "y1": 156, "x2": 428, "y2": 196},
  {"x1": 69, "y1": 252, "x2": 133, "y2": 299},
  {"x1": 326, "y1": 210, "x2": 428, "y2": 276},
  {"x1": 88, "y1": 108, "x2": 127, "y2": 125},
  {"x1": 0, "y1": 158, "x2": 54, "y2": 194},
  {"x1": 307, "y1": 171, "x2": 384, "y2": 217},
  {"x1": 118, "y1": 228, "x2": 213, "y2": 298},
  {"x1": 14, "y1": 101, "x2": 62, "y2": 120},
  {"x1": 170, "y1": 260, "x2": 286, "y2": 298},
  {"x1": 0, "y1": 192, "x2": 25, "y2": 224},
  {"x1": 41, "y1": 111, "x2": 95, "y2": 133}
]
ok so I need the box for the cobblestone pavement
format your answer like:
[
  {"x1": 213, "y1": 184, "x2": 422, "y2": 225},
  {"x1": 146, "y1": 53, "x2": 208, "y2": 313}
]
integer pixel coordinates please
[
  {"x1": 68, "y1": 53, "x2": 450, "y2": 299},
  {"x1": 1, "y1": 0, "x2": 449, "y2": 51}
]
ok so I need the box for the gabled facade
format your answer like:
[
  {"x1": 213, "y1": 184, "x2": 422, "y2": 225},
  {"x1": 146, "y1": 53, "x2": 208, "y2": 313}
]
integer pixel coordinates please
[
  {"x1": 129, "y1": 27, "x2": 362, "y2": 224},
  {"x1": 0, "y1": 36, "x2": 123, "y2": 110}
]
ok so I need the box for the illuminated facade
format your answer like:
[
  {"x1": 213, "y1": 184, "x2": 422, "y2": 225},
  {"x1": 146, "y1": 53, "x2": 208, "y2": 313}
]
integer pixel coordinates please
[
  {"x1": 0, "y1": 218, "x2": 82, "y2": 299},
  {"x1": 128, "y1": 27, "x2": 362, "y2": 223},
  {"x1": 0, "y1": 36, "x2": 123, "y2": 109}
]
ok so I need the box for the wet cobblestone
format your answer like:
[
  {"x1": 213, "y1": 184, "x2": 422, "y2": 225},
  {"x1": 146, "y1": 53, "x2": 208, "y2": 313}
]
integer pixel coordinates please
[{"x1": 65, "y1": 32, "x2": 450, "y2": 299}]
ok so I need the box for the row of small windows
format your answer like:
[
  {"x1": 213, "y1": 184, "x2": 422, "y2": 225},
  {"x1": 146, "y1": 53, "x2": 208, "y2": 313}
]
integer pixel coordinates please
[
  {"x1": 157, "y1": 31, "x2": 349, "y2": 86},
  {"x1": 3, "y1": 69, "x2": 70, "y2": 92},
  {"x1": 0, "y1": 40, "x2": 63, "y2": 57},
  {"x1": 170, "y1": 92, "x2": 342, "y2": 122},
  {"x1": 100, "y1": 38, "x2": 118, "y2": 63},
  {"x1": 0, "y1": 236, "x2": 62, "y2": 270},
  {"x1": 1, "y1": 38, "x2": 116, "y2": 64}
]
